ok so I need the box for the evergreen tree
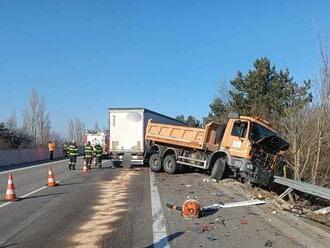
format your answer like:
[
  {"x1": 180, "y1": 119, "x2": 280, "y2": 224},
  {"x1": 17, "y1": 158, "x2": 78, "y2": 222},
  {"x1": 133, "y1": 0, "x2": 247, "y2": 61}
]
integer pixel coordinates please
[
  {"x1": 175, "y1": 115, "x2": 201, "y2": 127},
  {"x1": 229, "y1": 57, "x2": 312, "y2": 119},
  {"x1": 175, "y1": 115, "x2": 185, "y2": 122},
  {"x1": 204, "y1": 97, "x2": 228, "y2": 124}
]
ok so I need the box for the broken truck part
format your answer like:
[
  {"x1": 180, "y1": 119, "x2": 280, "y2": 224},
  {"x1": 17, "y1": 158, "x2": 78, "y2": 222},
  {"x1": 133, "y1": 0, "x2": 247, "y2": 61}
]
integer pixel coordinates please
[{"x1": 145, "y1": 115, "x2": 289, "y2": 186}]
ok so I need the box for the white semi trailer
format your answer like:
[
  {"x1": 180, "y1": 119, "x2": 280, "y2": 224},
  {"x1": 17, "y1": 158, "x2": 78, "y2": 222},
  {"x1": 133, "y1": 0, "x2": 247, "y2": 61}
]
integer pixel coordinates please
[{"x1": 108, "y1": 108, "x2": 185, "y2": 166}]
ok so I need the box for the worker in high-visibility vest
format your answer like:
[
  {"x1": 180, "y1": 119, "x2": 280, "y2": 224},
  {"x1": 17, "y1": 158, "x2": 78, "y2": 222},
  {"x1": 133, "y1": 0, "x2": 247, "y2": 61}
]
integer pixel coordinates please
[
  {"x1": 84, "y1": 141, "x2": 94, "y2": 169},
  {"x1": 68, "y1": 140, "x2": 79, "y2": 170},
  {"x1": 62, "y1": 142, "x2": 69, "y2": 157},
  {"x1": 48, "y1": 141, "x2": 56, "y2": 160},
  {"x1": 93, "y1": 143, "x2": 103, "y2": 168}
]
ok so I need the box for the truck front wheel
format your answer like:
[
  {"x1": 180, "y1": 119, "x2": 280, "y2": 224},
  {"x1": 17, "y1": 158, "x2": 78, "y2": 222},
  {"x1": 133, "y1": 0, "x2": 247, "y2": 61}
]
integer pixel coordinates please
[
  {"x1": 149, "y1": 153, "x2": 162, "y2": 172},
  {"x1": 163, "y1": 155, "x2": 177, "y2": 174},
  {"x1": 211, "y1": 157, "x2": 227, "y2": 180}
]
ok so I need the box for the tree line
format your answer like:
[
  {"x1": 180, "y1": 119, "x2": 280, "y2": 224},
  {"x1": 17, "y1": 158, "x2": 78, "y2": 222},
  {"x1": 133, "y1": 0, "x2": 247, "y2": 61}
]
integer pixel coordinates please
[
  {"x1": 176, "y1": 45, "x2": 329, "y2": 186},
  {"x1": 1, "y1": 89, "x2": 51, "y2": 148}
]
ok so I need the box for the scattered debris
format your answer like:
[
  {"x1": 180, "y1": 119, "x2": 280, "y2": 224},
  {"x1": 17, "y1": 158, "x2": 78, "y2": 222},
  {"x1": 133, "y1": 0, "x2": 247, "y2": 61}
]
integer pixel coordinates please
[
  {"x1": 240, "y1": 219, "x2": 249, "y2": 225},
  {"x1": 264, "y1": 240, "x2": 274, "y2": 247},
  {"x1": 200, "y1": 224, "x2": 210, "y2": 233},
  {"x1": 202, "y1": 200, "x2": 266, "y2": 211},
  {"x1": 211, "y1": 191, "x2": 224, "y2": 197},
  {"x1": 206, "y1": 234, "x2": 217, "y2": 241},
  {"x1": 257, "y1": 193, "x2": 264, "y2": 200},
  {"x1": 202, "y1": 178, "x2": 217, "y2": 183},
  {"x1": 167, "y1": 199, "x2": 201, "y2": 218},
  {"x1": 215, "y1": 218, "x2": 226, "y2": 227},
  {"x1": 271, "y1": 211, "x2": 278, "y2": 215},
  {"x1": 167, "y1": 199, "x2": 266, "y2": 218}
]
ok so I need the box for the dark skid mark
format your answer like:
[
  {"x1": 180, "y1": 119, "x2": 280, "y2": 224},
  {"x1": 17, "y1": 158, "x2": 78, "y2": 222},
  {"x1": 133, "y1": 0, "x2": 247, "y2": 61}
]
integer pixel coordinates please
[{"x1": 144, "y1": 231, "x2": 185, "y2": 248}]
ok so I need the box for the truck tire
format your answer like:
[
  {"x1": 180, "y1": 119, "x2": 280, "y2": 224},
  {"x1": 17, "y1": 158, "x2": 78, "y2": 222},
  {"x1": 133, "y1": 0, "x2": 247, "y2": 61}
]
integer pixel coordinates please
[
  {"x1": 211, "y1": 157, "x2": 227, "y2": 180},
  {"x1": 149, "y1": 153, "x2": 162, "y2": 172},
  {"x1": 163, "y1": 155, "x2": 177, "y2": 174}
]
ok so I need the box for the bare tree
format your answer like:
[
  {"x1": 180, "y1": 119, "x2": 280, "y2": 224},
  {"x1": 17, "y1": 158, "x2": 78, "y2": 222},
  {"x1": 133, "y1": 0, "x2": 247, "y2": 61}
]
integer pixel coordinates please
[
  {"x1": 37, "y1": 96, "x2": 51, "y2": 145},
  {"x1": 68, "y1": 118, "x2": 85, "y2": 145},
  {"x1": 68, "y1": 119, "x2": 75, "y2": 141},
  {"x1": 280, "y1": 106, "x2": 317, "y2": 181},
  {"x1": 312, "y1": 37, "x2": 330, "y2": 184},
  {"x1": 22, "y1": 89, "x2": 51, "y2": 147}
]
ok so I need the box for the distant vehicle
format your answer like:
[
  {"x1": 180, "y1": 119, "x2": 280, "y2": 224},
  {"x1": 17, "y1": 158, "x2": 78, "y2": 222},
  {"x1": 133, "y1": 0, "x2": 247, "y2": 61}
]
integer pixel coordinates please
[
  {"x1": 145, "y1": 114, "x2": 289, "y2": 187},
  {"x1": 84, "y1": 131, "x2": 109, "y2": 157},
  {"x1": 108, "y1": 108, "x2": 185, "y2": 166}
]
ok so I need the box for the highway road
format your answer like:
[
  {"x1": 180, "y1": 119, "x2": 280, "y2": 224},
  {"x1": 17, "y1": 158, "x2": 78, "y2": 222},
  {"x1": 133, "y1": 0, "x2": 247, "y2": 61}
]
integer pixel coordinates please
[{"x1": 0, "y1": 159, "x2": 329, "y2": 248}]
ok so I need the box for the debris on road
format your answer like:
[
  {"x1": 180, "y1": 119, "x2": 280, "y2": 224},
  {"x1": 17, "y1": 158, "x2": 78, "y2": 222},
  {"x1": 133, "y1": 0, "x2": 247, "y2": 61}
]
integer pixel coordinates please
[
  {"x1": 239, "y1": 219, "x2": 249, "y2": 225},
  {"x1": 206, "y1": 234, "x2": 217, "y2": 241},
  {"x1": 264, "y1": 240, "x2": 274, "y2": 247},
  {"x1": 202, "y1": 199, "x2": 266, "y2": 211},
  {"x1": 211, "y1": 191, "x2": 224, "y2": 197},
  {"x1": 203, "y1": 178, "x2": 217, "y2": 183},
  {"x1": 166, "y1": 203, "x2": 182, "y2": 211},
  {"x1": 167, "y1": 199, "x2": 266, "y2": 218}
]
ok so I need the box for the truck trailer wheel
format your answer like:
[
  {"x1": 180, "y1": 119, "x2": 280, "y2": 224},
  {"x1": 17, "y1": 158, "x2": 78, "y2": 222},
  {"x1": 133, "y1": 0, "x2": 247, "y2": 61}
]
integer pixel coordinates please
[
  {"x1": 211, "y1": 157, "x2": 227, "y2": 180},
  {"x1": 163, "y1": 155, "x2": 177, "y2": 174},
  {"x1": 149, "y1": 153, "x2": 162, "y2": 172}
]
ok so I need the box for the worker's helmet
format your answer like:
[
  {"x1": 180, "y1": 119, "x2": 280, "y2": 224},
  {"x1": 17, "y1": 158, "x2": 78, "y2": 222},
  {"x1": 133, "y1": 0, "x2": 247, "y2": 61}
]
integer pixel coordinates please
[
  {"x1": 72, "y1": 140, "x2": 76, "y2": 144},
  {"x1": 182, "y1": 199, "x2": 201, "y2": 218}
]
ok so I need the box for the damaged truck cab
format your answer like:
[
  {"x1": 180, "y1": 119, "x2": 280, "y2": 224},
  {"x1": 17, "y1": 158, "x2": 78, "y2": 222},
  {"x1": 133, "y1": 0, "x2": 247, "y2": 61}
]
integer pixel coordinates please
[{"x1": 145, "y1": 114, "x2": 289, "y2": 187}]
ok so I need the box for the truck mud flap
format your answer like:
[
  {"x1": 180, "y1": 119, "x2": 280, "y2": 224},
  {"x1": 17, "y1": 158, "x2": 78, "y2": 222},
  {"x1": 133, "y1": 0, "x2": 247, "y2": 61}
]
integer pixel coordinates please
[{"x1": 122, "y1": 153, "x2": 132, "y2": 168}]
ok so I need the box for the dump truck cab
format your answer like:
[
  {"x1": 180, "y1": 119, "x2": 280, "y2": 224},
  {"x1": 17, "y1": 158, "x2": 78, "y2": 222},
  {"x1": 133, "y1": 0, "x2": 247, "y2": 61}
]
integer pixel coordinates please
[{"x1": 216, "y1": 116, "x2": 288, "y2": 186}]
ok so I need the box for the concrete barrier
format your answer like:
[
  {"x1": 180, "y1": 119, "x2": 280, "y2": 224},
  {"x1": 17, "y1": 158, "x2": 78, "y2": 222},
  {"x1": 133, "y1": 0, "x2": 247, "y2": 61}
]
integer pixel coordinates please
[{"x1": 0, "y1": 148, "x2": 64, "y2": 167}]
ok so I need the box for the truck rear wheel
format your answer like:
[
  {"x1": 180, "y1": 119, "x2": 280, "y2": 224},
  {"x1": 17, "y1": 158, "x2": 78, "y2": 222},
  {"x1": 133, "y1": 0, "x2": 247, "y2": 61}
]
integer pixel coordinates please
[
  {"x1": 211, "y1": 157, "x2": 227, "y2": 180},
  {"x1": 163, "y1": 155, "x2": 177, "y2": 174},
  {"x1": 149, "y1": 153, "x2": 162, "y2": 172}
]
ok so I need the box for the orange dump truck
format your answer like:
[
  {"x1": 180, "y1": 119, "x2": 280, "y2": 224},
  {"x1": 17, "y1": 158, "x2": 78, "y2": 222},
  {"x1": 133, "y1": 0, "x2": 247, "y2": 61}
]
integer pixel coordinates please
[{"x1": 145, "y1": 114, "x2": 289, "y2": 186}]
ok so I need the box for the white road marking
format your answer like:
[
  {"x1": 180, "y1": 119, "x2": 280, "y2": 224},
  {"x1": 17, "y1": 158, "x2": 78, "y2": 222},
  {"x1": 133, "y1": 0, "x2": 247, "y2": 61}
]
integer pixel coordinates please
[
  {"x1": 150, "y1": 172, "x2": 170, "y2": 248},
  {"x1": 0, "y1": 159, "x2": 68, "y2": 175},
  {"x1": 0, "y1": 181, "x2": 60, "y2": 209}
]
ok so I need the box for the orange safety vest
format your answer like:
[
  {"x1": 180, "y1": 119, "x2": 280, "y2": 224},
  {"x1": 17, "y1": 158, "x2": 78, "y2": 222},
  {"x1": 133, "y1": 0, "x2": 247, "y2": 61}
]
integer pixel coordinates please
[{"x1": 48, "y1": 143, "x2": 56, "y2": 151}]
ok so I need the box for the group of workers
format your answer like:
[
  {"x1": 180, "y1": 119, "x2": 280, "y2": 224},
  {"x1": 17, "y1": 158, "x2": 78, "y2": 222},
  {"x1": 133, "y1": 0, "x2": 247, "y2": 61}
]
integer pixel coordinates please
[{"x1": 62, "y1": 141, "x2": 104, "y2": 170}]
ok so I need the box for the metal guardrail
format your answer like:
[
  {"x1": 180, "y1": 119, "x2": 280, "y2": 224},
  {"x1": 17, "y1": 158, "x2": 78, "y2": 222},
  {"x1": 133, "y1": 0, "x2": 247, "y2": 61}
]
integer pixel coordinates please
[{"x1": 274, "y1": 176, "x2": 330, "y2": 200}]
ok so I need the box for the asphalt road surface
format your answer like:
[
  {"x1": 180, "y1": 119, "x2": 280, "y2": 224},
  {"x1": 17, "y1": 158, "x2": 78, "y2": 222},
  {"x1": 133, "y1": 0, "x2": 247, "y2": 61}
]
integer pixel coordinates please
[{"x1": 0, "y1": 159, "x2": 329, "y2": 248}]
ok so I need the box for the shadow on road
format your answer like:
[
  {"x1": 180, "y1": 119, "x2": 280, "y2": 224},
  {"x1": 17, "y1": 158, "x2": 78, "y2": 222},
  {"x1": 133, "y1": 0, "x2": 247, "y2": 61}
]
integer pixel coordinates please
[
  {"x1": 200, "y1": 208, "x2": 219, "y2": 217},
  {"x1": 19, "y1": 192, "x2": 66, "y2": 200},
  {"x1": 57, "y1": 182, "x2": 86, "y2": 186},
  {"x1": 0, "y1": 243, "x2": 20, "y2": 248},
  {"x1": 144, "y1": 231, "x2": 185, "y2": 248}
]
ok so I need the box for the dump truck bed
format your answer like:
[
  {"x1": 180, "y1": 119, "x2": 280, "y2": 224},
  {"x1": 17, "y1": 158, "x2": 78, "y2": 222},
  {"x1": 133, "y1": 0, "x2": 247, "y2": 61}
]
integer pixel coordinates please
[{"x1": 145, "y1": 120, "x2": 224, "y2": 152}]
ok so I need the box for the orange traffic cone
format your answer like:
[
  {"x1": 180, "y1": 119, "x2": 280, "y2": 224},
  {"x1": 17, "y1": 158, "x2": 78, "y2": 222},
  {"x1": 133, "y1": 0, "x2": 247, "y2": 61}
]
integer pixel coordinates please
[
  {"x1": 6, "y1": 173, "x2": 17, "y2": 201},
  {"x1": 48, "y1": 166, "x2": 57, "y2": 187},
  {"x1": 83, "y1": 160, "x2": 88, "y2": 173}
]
